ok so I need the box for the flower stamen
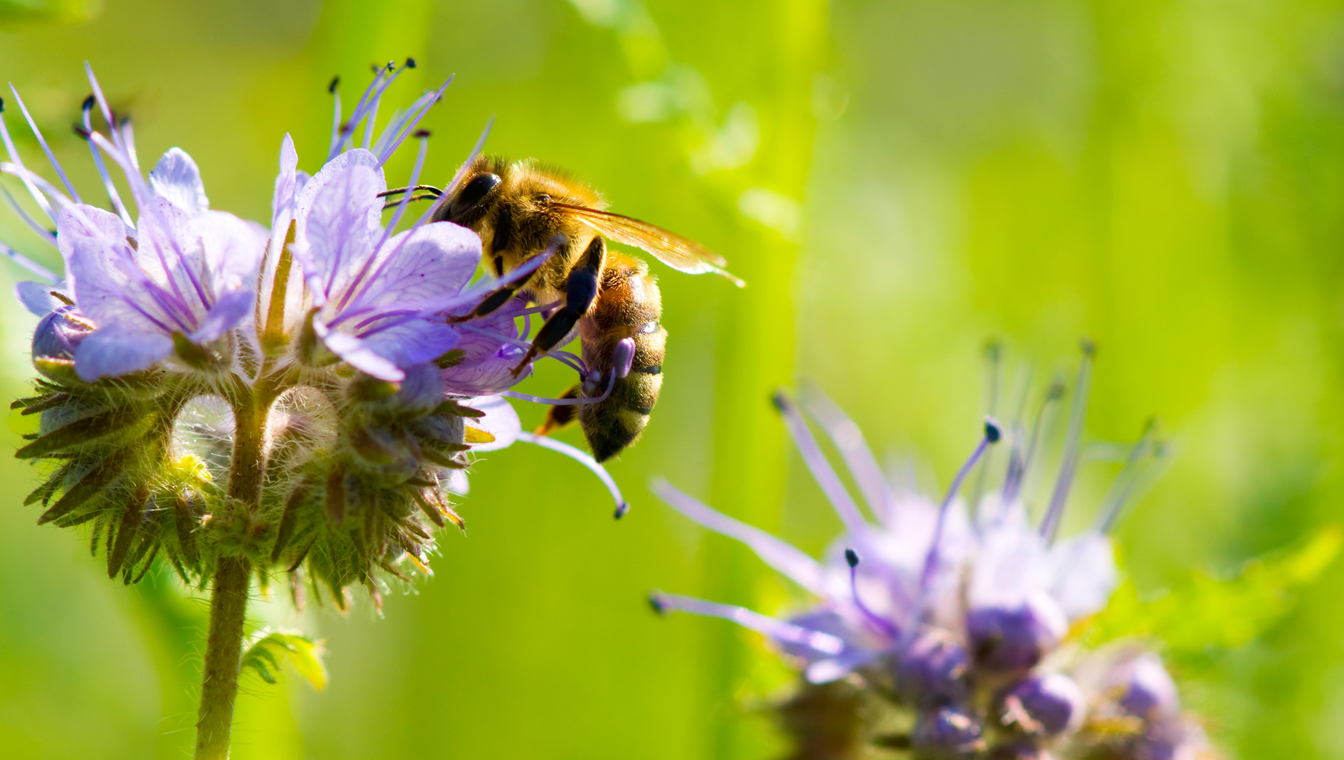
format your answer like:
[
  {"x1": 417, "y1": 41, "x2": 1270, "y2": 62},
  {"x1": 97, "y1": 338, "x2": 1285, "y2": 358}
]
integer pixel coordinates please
[
  {"x1": 1041, "y1": 340, "x2": 1095, "y2": 541},
  {"x1": 845, "y1": 548, "x2": 898, "y2": 639}
]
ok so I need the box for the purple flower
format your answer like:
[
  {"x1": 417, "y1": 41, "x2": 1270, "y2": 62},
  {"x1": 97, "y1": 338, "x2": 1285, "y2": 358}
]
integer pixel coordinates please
[
  {"x1": 0, "y1": 63, "x2": 632, "y2": 593},
  {"x1": 3, "y1": 80, "x2": 265, "y2": 381},
  {"x1": 291, "y1": 148, "x2": 477, "y2": 382},
  {"x1": 649, "y1": 347, "x2": 1216, "y2": 758},
  {"x1": 650, "y1": 350, "x2": 1127, "y2": 685}
]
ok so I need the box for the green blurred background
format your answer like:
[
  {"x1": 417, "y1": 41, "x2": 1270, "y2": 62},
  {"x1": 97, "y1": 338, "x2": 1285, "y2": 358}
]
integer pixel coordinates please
[{"x1": 0, "y1": 0, "x2": 1341, "y2": 758}]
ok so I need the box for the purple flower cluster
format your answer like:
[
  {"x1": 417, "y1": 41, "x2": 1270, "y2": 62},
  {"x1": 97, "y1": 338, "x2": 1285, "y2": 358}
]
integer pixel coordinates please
[
  {"x1": 1, "y1": 64, "x2": 625, "y2": 599},
  {"x1": 651, "y1": 348, "x2": 1216, "y2": 760}
]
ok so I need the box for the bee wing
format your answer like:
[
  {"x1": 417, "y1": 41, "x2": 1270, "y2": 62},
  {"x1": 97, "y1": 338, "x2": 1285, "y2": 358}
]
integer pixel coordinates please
[{"x1": 552, "y1": 203, "x2": 745, "y2": 287}]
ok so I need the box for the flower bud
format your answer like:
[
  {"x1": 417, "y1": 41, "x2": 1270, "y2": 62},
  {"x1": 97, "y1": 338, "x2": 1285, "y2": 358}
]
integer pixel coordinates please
[
  {"x1": 996, "y1": 673, "x2": 1084, "y2": 737},
  {"x1": 966, "y1": 593, "x2": 1067, "y2": 673},
  {"x1": 895, "y1": 628, "x2": 970, "y2": 708},
  {"x1": 1114, "y1": 653, "x2": 1180, "y2": 722},
  {"x1": 911, "y1": 706, "x2": 986, "y2": 760},
  {"x1": 33, "y1": 306, "x2": 92, "y2": 365}
]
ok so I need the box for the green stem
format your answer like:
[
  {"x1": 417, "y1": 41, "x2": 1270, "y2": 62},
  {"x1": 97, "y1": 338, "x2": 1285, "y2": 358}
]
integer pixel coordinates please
[
  {"x1": 194, "y1": 386, "x2": 266, "y2": 759},
  {"x1": 194, "y1": 556, "x2": 252, "y2": 760}
]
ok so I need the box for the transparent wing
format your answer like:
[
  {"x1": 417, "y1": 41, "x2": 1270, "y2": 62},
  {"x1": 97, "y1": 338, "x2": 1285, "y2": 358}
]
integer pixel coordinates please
[{"x1": 552, "y1": 202, "x2": 745, "y2": 287}]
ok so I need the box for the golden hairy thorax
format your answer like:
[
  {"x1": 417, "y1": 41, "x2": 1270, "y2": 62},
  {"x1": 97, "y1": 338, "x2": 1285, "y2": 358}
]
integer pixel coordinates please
[{"x1": 465, "y1": 158, "x2": 604, "y2": 303}]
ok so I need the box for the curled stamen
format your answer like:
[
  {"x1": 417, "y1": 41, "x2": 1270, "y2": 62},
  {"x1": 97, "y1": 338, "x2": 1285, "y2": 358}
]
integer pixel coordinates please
[
  {"x1": 2, "y1": 185, "x2": 57, "y2": 244},
  {"x1": 799, "y1": 383, "x2": 894, "y2": 522},
  {"x1": 0, "y1": 239, "x2": 59, "y2": 284},
  {"x1": 971, "y1": 341, "x2": 1003, "y2": 510},
  {"x1": 846, "y1": 549, "x2": 898, "y2": 639},
  {"x1": 774, "y1": 389, "x2": 868, "y2": 530},
  {"x1": 0, "y1": 100, "x2": 57, "y2": 224},
  {"x1": 375, "y1": 78, "x2": 453, "y2": 166},
  {"x1": 431, "y1": 116, "x2": 494, "y2": 219},
  {"x1": 1041, "y1": 341, "x2": 1095, "y2": 541},
  {"x1": 80, "y1": 95, "x2": 132, "y2": 226},
  {"x1": 649, "y1": 591, "x2": 845, "y2": 656},
  {"x1": 503, "y1": 368, "x2": 616, "y2": 407},
  {"x1": 516, "y1": 432, "x2": 628, "y2": 519},
  {"x1": 7, "y1": 86, "x2": 80, "y2": 204},
  {"x1": 651, "y1": 477, "x2": 825, "y2": 594},
  {"x1": 1095, "y1": 419, "x2": 1162, "y2": 534},
  {"x1": 611, "y1": 338, "x2": 635, "y2": 379},
  {"x1": 920, "y1": 418, "x2": 1001, "y2": 592}
]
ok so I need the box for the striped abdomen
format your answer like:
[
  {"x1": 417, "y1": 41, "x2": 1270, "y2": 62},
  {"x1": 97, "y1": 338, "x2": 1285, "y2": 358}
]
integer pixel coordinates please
[{"x1": 578, "y1": 253, "x2": 665, "y2": 462}]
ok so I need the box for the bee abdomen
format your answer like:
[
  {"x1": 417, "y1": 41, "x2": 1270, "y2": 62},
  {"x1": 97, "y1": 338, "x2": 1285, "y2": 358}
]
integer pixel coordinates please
[{"x1": 577, "y1": 255, "x2": 665, "y2": 462}]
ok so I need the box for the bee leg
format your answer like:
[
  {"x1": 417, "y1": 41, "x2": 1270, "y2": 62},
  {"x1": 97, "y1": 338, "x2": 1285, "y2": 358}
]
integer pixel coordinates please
[
  {"x1": 448, "y1": 283, "x2": 522, "y2": 323},
  {"x1": 534, "y1": 384, "x2": 583, "y2": 436},
  {"x1": 510, "y1": 236, "x2": 605, "y2": 376}
]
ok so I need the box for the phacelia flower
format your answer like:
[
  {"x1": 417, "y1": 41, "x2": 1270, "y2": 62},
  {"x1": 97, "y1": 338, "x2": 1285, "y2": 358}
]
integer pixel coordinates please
[
  {"x1": 0, "y1": 62, "x2": 628, "y2": 603},
  {"x1": 650, "y1": 344, "x2": 1216, "y2": 760}
]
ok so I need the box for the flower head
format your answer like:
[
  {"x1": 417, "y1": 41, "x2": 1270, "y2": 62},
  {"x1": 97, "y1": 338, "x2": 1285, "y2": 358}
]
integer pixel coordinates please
[
  {"x1": 1, "y1": 63, "x2": 628, "y2": 601},
  {"x1": 650, "y1": 345, "x2": 1215, "y2": 759}
]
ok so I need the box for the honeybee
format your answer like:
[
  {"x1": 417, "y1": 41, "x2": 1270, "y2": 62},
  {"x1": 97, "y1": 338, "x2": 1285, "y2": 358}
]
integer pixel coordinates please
[{"x1": 406, "y1": 156, "x2": 742, "y2": 462}]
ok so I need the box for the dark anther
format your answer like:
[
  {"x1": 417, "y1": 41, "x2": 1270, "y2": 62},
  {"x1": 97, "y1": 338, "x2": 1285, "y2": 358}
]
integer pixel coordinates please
[
  {"x1": 327, "y1": 76, "x2": 339, "y2": 94},
  {"x1": 385, "y1": 60, "x2": 396, "y2": 71},
  {"x1": 845, "y1": 548, "x2": 860, "y2": 568},
  {"x1": 614, "y1": 502, "x2": 630, "y2": 520},
  {"x1": 73, "y1": 125, "x2": 90, "y2": 140},
  {"x1": 648, "y1": 593, "x2": 667, "y2": 615},
  {"x1": 984, "y1": 419, "x2": 1002, "y2": 444},
  {"x1": 81, "y1": 95, "x2": 95, "y2": 112},
  {"x1": 405, "y1": 57, "x2": 418, "y2": 69},
  {"x1": 1080, "y1": 338, "x2": 1097, "y2": 357},
  {"x1": 771, "y1": 389, "x2": 788, "y2": 412},
  {"x1": 413, "y1": 129, "x2": 431, "y2": 139},
  {"x1": 0, "y1": 96, "x2": 5, "y2": 113}
]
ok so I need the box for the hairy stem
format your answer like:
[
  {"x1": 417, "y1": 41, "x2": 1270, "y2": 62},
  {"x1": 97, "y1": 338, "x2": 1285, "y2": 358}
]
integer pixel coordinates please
[
  {"x1": 195, "y1": 387, "x2": 267, "y2": 759},
  {"x1": 194, "y1": 556, "x2": 252, "y2": 760}
]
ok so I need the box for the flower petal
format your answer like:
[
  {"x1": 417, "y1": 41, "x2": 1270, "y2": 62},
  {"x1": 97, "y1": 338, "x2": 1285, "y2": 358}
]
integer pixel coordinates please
[
  {"x1": 463, "y1": 395, "x2": 520, "y2": 452},
  {"x1": 653, "y1": 478, "x2": 827, "y2": 595},
  {"x1": 61, "y1": 205, "x2": 181, "y2": 335},
  {"x1": 312, "y1": 322, "x2": 403, "y2": 382},
  {"x1": 74, "y1": 327, "x2": 173, "y2": 381},
  {"x1": 270, "y1": 134, "x2": 300, "y2": 233},
  {"x1": 293, "y1": 149, "x2": 384, "y2": 305},
  {"x1": 441, "y1": 313, "x2": 528, "y2": 395},
  {"x1": 354, "y1": 316, "x2": 462, "y2": 368},
  {"x1": 190, "y1": 288, "x2": 255, "y2": 345},
  {"x1": 15, "y1": 280, "x2": 61, "y2": 316},
  {"x1": 193, "y1": 211, "x2": 266, "y2": 291},
  {"x1": 342, "y1": 221, "x2": 482, "y2": 314},
  {"x1": 1047, "y1": 531, "x2": 1117, "y2": 619},
  {"x1": 148, "y1": 147, "x2": 209, "y2": 217}
]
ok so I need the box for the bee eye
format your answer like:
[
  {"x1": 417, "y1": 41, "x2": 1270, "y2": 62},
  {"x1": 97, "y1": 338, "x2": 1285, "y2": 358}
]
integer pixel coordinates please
[{"x1": 446, "y1": 172, "x2": 501, "y2": 223}]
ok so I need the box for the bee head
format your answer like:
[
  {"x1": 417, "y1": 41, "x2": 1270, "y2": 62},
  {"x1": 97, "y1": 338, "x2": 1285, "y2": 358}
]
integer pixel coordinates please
[{"x1": 439, "y1": 171, "x2": 502, "y2": 227}]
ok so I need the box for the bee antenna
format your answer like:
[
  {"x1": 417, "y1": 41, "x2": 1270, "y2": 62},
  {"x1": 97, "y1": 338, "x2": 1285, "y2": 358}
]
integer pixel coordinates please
[{"x1": 375, "y1": 184, "x2": 443, "y2": 199}]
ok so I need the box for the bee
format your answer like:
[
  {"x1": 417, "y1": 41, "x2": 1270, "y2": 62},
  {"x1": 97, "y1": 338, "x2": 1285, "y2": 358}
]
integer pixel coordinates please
[{"x1": 395, "y1": 155, "x2": 741, "y2": 462}]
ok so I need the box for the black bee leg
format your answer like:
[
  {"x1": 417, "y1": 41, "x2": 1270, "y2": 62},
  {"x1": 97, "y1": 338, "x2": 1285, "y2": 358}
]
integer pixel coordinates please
[
  {"x1": 449, "y1": 208, "x2": 530, "y2": 323},
  {"x1": 510, "y1": 236, "x2": 605, "y2": 376},
  {"x1": 534, "y1": 384, "x2": 582, "y2": 436}
]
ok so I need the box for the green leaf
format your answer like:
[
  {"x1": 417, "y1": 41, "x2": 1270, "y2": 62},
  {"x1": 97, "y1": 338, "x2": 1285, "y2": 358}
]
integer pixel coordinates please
[
  {"x1": 1081, "y1": 526, "x2": 1342, "y2": 672},
  {"x1": 241, "y1": 630, "x2": 328, "y2": 691}
]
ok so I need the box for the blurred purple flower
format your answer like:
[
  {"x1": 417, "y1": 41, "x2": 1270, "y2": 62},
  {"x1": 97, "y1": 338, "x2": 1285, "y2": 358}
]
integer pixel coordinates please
[{"x1": 650, "y1": 347, "x2": 1215, "y2": 758}]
